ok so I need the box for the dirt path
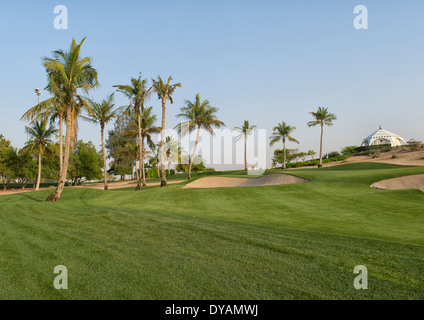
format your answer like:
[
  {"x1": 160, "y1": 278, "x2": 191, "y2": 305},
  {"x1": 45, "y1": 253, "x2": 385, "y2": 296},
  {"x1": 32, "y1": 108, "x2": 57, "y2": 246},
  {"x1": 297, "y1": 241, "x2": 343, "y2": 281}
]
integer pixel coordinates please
[{"x1": 0, "y1": 179, "x2": 186, "y2": 196}]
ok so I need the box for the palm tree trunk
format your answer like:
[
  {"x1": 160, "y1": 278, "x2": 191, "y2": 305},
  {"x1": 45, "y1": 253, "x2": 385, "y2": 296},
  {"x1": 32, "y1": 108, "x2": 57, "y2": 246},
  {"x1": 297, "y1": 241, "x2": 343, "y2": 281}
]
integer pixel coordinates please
[
  {"x1": 168, "y1": 160, "x2": 171, "y2": 176},
  {"x1": 188, "y1": 125, "x2": 201, "y2": 180},
  {"x1": 141, "y1": 137, "x2": 146, "y2": 186},
  {"x1": 160, "y1": 98, "x2": 167, "y2": 187},
  {"x1": 318, "y1": 124, "x2": 324, "y2": 167},
  {"x1": 283, "y1": 139, "x2": 287, "y2": 169},
  {"x1": 101, "y1": 124, "x2": 108, "y2": 190},
  {"x1": 136, "y1": 112, "x2": 143, "y2": 190},
  {"x1": 46, "y1": 104, "x2": 72, "y2": 202},
  {"x1": 157, "y1": 163, "x2": 160, "y2": 179},
  {"x1": 59, "y1": 114, "x2": 64, "y2": 176},
  {"x1": 244, "y1": 133, "x2": 248, "y2": 171},
  {"x1": 36, "y1": 150, "x2": 42, "y2": 190},
  {"x1": 135, "y1": 159, "x2": 139, "y2": 181}
]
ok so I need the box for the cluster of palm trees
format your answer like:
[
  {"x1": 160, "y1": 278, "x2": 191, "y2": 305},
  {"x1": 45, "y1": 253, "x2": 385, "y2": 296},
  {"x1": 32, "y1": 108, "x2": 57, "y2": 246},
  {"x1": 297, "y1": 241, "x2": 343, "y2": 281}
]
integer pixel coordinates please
[
  {"x1": 20, "y1": 37, "x2": 337, "y2": 203},
  {"x1": 267, "y1": 107, "x2": 337, "y2": 169},
  {"x1": 21, "y1": 38, "x2": 227, "y2": 201},
  {"x1": 236, "y1": 107, "x2": 337, "y2": 171}
]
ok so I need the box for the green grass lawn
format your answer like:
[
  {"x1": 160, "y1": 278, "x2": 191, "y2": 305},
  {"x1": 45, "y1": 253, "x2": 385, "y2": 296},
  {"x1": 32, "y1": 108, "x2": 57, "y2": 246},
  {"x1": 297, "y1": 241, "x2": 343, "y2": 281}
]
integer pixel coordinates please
[{"x1": 0, "y1": 162, "x2": 423, "y2": 299}]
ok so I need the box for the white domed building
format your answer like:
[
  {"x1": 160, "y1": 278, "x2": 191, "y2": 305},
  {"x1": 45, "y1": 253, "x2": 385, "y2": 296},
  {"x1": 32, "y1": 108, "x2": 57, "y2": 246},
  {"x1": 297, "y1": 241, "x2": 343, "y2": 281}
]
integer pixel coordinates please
[{"x1": 361, "y1": 127, "x2": 407, "y2": 147}]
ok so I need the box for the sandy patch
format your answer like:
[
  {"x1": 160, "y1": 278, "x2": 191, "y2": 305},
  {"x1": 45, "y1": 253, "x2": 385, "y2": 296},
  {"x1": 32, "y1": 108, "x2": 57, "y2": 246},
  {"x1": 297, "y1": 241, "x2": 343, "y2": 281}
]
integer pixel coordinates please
[
  {"x1": 184, "y1": 173, "x2": 308, "y2": 189},
  {"x1": 289, "y1": 150, "x2": 424, "y2": 169},
  {"x1": 372, "y1": 174, "x2": 424, "y2": 192}
]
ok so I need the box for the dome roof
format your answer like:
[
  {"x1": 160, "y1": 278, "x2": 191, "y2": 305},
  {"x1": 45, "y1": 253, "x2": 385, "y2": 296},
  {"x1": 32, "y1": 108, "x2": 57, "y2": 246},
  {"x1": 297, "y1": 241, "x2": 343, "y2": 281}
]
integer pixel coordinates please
[{"x1": 361, "y1": 127, "x2": 407, "y2": 147}]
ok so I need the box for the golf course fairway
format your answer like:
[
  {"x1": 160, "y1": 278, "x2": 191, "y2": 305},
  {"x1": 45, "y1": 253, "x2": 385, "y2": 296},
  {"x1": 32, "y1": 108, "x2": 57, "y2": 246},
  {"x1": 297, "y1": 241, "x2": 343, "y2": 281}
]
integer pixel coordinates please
[{"x1": 0, "y1": 163, "x2": 423, "y2": 299}]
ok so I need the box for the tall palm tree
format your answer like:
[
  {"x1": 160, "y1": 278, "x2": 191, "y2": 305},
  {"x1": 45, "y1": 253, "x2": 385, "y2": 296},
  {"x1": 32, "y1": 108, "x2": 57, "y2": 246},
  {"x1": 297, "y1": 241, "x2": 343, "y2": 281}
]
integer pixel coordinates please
[
  {"x1": 114, "y1": 75, "x2": 152, "y2": 190},
  {"x1": 175, "y1": 93, "x2": 224, "y2": 180},
  {"x1": 307, "y1": 107, "x2": 337, "y2": 167},
  {"x1": 140, "y1": 107, "x2": 161, "y2": 186},
  {"x1": 44, "y1": 37, "x2": 99, "y2": 202},
  {"x1": 24, "y1": 120, "x2": 58, "y2": 190},
  {"x1": 21, "y1": 93, "x2": 66, "y2": 175},
  {"x1": 234, "y1": 120, "x2": 256, "y2": 171},
  {"x1": 124, "y1": 107, "x2": 161, "y2": 186},
  {"x1": 269, "y1": 122, "x2": 299, "y2": 169},
  {"x1": 152, "y1": 75, "x2": 181, "y2": 187},
  {"x1": 164, "y1": 136, "x2": 179, "y2": 175},
  {"x1": 87, "y1": 93, "x2": 119, "y2": 190}
]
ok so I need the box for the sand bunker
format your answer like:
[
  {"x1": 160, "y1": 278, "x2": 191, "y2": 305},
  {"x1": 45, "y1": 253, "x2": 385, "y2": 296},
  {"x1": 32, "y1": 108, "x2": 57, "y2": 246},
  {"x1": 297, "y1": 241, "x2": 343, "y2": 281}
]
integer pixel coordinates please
[
  {"x1": 372, "y1": 174, "x2": 424, "y2": 192},
  {"x1": 184, "y1": 173, "x2": 308, "y2": 189}
]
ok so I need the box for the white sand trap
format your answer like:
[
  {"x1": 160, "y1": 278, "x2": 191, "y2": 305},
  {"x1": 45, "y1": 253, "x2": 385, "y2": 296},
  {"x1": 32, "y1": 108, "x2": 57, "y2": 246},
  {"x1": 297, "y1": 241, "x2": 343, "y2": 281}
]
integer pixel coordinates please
[
  {"x1": 372, "y1": 174, "x2": 424, "y2": 192},
  {"x1": 184, "y1": 173, "x2": 308, "y2": 189}
]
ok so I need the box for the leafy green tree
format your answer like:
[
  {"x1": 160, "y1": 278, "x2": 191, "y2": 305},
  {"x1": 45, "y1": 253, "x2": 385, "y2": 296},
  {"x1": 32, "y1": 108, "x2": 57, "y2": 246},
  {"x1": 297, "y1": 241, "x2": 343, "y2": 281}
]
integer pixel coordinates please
[
  {"x1": 68, "y1": 141, "x2": 103, "y2": 185},
  {"x1": 269, "y1": 122, "x2": 299, "y2": 169},
  {"x1": 124, "y1": 142, "x2": 140, "y2": 181},
  {"x1": 87, "y1": 93, "x2": 119, "y2": 190},
  {"x1": 307, "y1": 107, "x2": 337, "y2": 167},
  {"x1": 114, "y1": 75, "x2": 152, "y2": 190},
  {"x1": 0, "y1": 135, "x2": 15, "y2": 190},
  {"x1": 307, "y1": 149, "x2": 316, "y2": 160},
  {"x1": 175, "y1": 94, "x2": 224, "y2": 180},
  {"x1": 234, "y1": 120, "x2": 256, "y2": 171},
  {"x1": 14, "y1": 149, "x2": 37, "y2": 189},
  {"x1": 152, "y1": 75, "x2": 181, "y2": 186},
  {"x1": 106, "y1": 113, "x2": 135, "y2": 180},
  {"x1": 40, "y1": 143, "x2": 61, "y2": 181},
  {"x1": 24, "y1": 120, "x2": 58, "y2": 190},
  {"x1": 44, "y1": 37, "x2": 99, "y2": 202}
]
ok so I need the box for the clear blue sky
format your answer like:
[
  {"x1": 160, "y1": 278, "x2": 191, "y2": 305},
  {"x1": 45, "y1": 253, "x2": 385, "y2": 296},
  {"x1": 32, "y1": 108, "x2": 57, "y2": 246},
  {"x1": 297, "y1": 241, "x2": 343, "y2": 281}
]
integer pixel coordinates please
[{"x1": 0, "y1": 1, "x2": 423, "y2": 168}]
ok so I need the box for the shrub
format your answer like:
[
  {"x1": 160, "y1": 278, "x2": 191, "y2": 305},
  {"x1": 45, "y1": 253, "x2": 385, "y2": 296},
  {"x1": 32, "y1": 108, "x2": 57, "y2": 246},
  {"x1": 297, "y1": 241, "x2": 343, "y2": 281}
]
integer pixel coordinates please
[
  {"x1": 391, "y1": 154, "x2": 399, "y2": 159},
  {"x1": 409, "y1": 142, "x2": 422, "y2": 152},
  {"x1": 341, "y1": 146, "x2": 358, "y2": 156},
  {"x1": 326, "y1": 151, "x2": 340, "y2": 158},
  {"x1": 286, "y1": 155, "x2": 349, "y2": 168}
]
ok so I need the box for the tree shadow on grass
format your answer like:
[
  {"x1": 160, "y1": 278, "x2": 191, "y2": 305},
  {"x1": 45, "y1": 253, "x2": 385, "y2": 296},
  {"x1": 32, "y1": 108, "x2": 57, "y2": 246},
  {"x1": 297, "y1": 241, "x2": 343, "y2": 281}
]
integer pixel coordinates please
[{"x1": 17, "y1": 193, "x2": 44, "y2": 202}]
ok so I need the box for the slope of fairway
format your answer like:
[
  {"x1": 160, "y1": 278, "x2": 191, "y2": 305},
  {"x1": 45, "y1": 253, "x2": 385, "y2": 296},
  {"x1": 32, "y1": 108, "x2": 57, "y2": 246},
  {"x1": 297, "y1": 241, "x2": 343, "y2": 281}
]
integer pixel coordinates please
[{"x1": 0, "y1": 163, "x2": 423, "y2": 299}]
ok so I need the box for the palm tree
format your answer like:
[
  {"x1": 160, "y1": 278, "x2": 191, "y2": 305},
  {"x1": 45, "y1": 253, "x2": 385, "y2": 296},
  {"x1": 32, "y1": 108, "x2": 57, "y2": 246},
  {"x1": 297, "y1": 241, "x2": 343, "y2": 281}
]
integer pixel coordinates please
[
  {"x1": 123, "y1": 107, "x2": 161, "y2": 186},
  {"x1": 152, "y1": 75, "x2": 181, "y2": 187},
  {"x1": 24, "y1": 120, "x2": 58, "y2": 190},
  {"x1": 175, "y1": 93, "x2": 224, "y2": 180},
  {"x1": 307, "y1": 107, "x2": 337, "y2": 167},
  {"x1": 164, "y1": 136, "x2": 179, "y2": 175},
  {"x1": 234, "y1": 120, "x2": 256, "y2": 171},
  {"x1": 148, "y1": 143, "x2": 161, "y2": 178},
  {"x1": 114, "y1": 75, "x2": 152, "y2": 190},
  {"x1": 21, "y1": 93, "x2": 66, "y2": 175},
  {"x1": 269, "y1": 122, "x2": 299, "y2": 169},
  {"x1": 87, "y1": 93, "x2": 119, "y2": 190},
  {"x1": 44, "y1": 37, "x2": 99, "y2": 202}
]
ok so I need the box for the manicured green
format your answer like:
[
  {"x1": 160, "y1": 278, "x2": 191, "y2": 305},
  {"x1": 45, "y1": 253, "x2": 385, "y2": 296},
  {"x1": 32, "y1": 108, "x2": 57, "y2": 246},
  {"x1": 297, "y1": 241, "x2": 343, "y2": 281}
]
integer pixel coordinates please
[{"x1": 0, "y1": 163, "x2": 423, "y2": 299}]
